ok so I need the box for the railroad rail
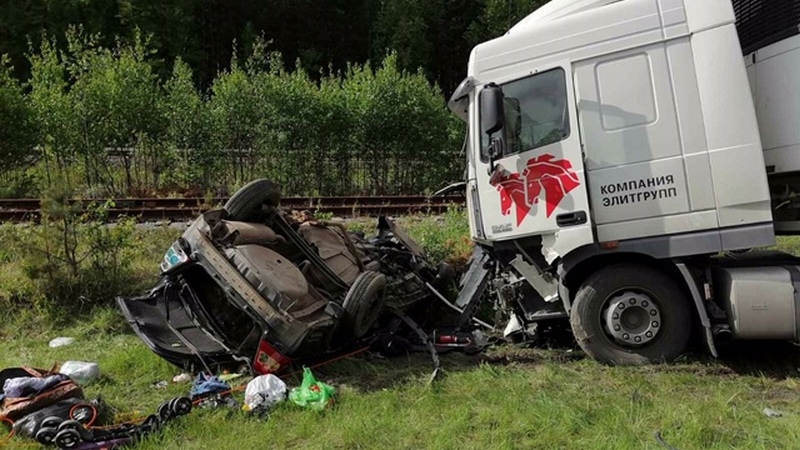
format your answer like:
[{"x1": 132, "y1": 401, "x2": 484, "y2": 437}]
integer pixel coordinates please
[{"x1": 0, "y1": 195, "x2": 466, "y2": 222}]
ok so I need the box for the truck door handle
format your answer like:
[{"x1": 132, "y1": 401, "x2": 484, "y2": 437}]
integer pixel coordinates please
[{"x1": 556, "y1": 211, "x2": 587, "y2": 227}]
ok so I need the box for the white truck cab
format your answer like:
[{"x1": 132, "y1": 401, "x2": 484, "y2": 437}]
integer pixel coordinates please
[{"x1": 450, "y1": 0, "x2": 800, "y2": 364}]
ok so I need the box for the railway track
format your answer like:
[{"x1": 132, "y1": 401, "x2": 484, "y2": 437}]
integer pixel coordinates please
[{"x1": 0, "y1": 195, "x2": 465, "y2": 222}]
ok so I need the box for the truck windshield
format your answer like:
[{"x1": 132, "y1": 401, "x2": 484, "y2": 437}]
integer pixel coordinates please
[{"x1": 480, "y1": 67, "x2": 569, "y2": 162}]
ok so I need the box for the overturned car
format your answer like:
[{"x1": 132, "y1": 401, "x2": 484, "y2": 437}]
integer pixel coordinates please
[{"x1": 117, "y1": 180, "x2": 459, "y2": 374}]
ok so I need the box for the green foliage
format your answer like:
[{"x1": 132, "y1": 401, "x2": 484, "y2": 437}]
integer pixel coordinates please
[
  {"x1": 0, "y1": 0, "x2": 561, "y2": 198},
  {"x1": 374, "y1": 0, "x2": 484, "y2": 93},
  {"x1": 6, "y1": 318, "x2": 800, "y2": 450},
  {"x1": 1, "y1": 0, "x2": 546, "y2": 106},
  {"x1": 0, "y1": 55, "x2": 36, "y2": 171},
  {"x1": 164, "y1": 58, "x2": 217, "y2": 190},
  {"x1": 27, "y1": 35, "x2": 75, "y2": 186},
  {"x1": 466, "y1": 0, "x2": 549, "y2": 44},
  {"x1": 5, "y1": 25, "x2": 471, "y2": 198},
  {"x1": 0, "y1": 55, "x2": 39, "y2": 197},
  {"x1": 346, "y1": 53, "x2": 463, "y2": 194},
  {"x1": 10, "y1": 183, "x2": 139, "y2": 315},
  {"x1": 401, "y1": 206, "x2": 473, "y2": 268},
  {"x1": 66, "y1": 28, "x2": 166, "y2": 195}
]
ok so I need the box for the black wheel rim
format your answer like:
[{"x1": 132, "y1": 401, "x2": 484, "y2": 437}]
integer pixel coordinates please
[
  {"x1": 172, "y1": 397, "x2": 192, "y2": 416},
  {"x1": 55, "y1": 429, "x2": 81, "y2": 449},
  {"x1": 36, "y1": 428, "x2": 57, "y2": 445}
]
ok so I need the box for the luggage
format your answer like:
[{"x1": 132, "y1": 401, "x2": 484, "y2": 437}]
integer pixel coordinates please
[{"x1": 0, "y1": 367, "x2": 83, "y2": 421}]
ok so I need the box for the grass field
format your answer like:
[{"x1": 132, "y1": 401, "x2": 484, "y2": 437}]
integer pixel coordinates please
[{"x1": 3, "y1": 222, "x2": 800, "y2": 449}]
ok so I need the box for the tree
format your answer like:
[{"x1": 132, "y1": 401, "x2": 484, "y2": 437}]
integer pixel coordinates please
[
  {"x1": 164, "y1": 57, "x2": 216, "y2": 191},
  {"x1": 372, "y1": 0, "x2": 484, "y2": 96},
  {"x1": 0, "y1": 56, "x2": 37, "y2": 173},
  {"x1": 28, "y1": 36, "x2": 76, "y2": 189},
  {"x1": 467, "y1": 0, "x2": 548, "y2": 46},
  {"x1": 66, "y1": 28, "x2": 165, "y2": 195}
]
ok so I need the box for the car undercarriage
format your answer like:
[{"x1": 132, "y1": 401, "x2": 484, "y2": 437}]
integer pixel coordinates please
[{"x1": 117, "y1": 180, "x2": 466, "y2": 374}]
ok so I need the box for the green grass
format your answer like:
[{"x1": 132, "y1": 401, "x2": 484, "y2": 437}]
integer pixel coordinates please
[
  {"x1": 4, "y1": 323, "x2": 800, "y2": 450},
  {"x1": 4, "y1": 220, "x2": 800, "y2": 449}
]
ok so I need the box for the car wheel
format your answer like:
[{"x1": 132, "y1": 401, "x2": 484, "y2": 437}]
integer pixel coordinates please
[
  {"x1": 570, "y1": 264, "x2": 691, "y2": 365},
  {"x1": 224, "y1": 179, "x2": 281, "y2": 222},
  {"x1": 342, "y1": 271, "x2": 387, "y2": 338}
]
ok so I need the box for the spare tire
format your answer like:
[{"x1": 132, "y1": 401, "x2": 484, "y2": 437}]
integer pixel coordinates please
[
  {"x1": 342, "y1": 271, "x2": 387, "y2": 338},
  {"x1": 224, "y1": 179, "x2": 281, "y2": 222}
]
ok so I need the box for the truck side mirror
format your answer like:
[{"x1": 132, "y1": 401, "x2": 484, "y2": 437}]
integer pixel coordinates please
[
  {"x1": 480, "y1": 84, "x2": 504, "y2": 174},
  {"x1": 480, "y1": 84, "x2": 505, "y2": 136}
]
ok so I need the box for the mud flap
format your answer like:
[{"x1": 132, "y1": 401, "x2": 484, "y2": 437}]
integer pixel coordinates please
[{"x1": 676, "y1": 263, "x2": 718, "y2": 358}]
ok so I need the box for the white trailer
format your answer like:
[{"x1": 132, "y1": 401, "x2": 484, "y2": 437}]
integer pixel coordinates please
[{"x1": 448, "y1": 0, "x2": 800, "y2": 364}]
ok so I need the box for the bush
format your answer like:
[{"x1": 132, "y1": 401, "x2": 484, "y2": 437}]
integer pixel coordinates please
[
  {"x1": 13, "y1": 183, "x2": 138, "y2": 315},
  {"x1": 402, "y1": 206, "x2": 472, "y2": 268},
  {"x1": 344, "y1": 53, "x2": 462, "y2": 195},
  {"x1": 164, "y1": 58, "x2": 217, "y2": 191},
  {"x1": 0, "y1": 55, "x2": 38, "y2": 196},
  {"x1": 8, "y1": 32, "x2": 464, "y2": 198},
  {"x1": 66, "y1": 28, "x2": 166, "y2": 196}
]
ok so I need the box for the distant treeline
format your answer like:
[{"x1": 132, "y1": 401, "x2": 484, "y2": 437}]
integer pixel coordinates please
[
  {"x1": 0, "y1": 0, "x2": 546, "y2": 95},
  {"x1": 0, "y1": 0, "x2": 548, "y2": 198},
  {"x1": 0, "y1": 31, "x2": 469, "y2": 197}
]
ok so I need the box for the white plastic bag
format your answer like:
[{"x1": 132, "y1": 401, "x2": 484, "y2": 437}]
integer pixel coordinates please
[
  {"x1": 59, "y1": 361, "x2": 100, "y2": 385},
  {"x1": 244, "y1": 374, "x2": 287, "y2": 411},
  {"x1": 48, "y1": 337, "x2": 75, "y2": 348}
]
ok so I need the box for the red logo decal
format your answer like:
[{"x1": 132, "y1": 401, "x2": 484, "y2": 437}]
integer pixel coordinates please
[{"x1": 490, "y1": 154, "x2": 580, "y2": 226}]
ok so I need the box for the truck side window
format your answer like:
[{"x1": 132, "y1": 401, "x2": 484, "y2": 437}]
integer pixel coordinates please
[{"x1": 481, "y1": 68, "x2": 570, "y2": 162}]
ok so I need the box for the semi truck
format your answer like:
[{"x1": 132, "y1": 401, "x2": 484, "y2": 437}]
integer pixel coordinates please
[{"x1": 447, "y1": 0, "x2": 800, "y2": 364}]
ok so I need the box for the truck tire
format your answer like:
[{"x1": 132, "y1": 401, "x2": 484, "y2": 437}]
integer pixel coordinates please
[
  {"x1": 342, "y1": 271, "x2": 387, "y2": 338},
  {"x1": 570, "y1": 264, "x2": 691, "y2": 365},
  {"x1": 224, "y1": 179, "x2": 281, "y2": 222}
]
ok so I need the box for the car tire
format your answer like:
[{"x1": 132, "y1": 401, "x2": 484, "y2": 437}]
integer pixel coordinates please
[
  {"x1": 570, "y1": 264, "x2": 691, "y2": 365},
  {"x1": 342, "y1": 271, "x2": 387, "y2": 338},
  {"x1": 224, "y1": 179, "x2": 281, "y2": 222}
]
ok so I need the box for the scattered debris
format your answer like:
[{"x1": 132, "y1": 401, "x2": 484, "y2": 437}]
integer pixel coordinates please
[
  {"x1": 12, "y1": 398, "x2": 104, "y2": 439},
  {"x1": 59, "y1": 361, "x2": 100, "y2": 385},
  {"x1": 289, "y1": 368, "x2": 335, "y2": 411},
  {"x1": 1, "y1": 367, "x2": 83, "y2": 421},
  {"x1": 35, "y1": 396, "x2": 191, "y2": 448},
  {"x1": 1, "y1": 365, "x2": 198, "y2": 449},
  {"x1": 48, "y1": 337, "x2": 75, "y2": 348},
  {"x1": 219, "y1": 373, "x2": 244, "y2": 383},
  {"x1": 3, "y1": 374, "x2": 71, "y2": 398},
  {"x1": 243, "y1": 374, "x2": 287, "y2": 413},
  {"x1": 172, "y1": 373, "x2": 192, "y2": 383},
  {"x1": 763, "y1": 407, "x2": 784, "y2": 418},
  {"x1": 196, "y1": 394, "x2": 238, "y2": 410},
  {"x1": 654, "y1": 431, "x2": 680, "y2": 450},
  {"x1": 151, "y1": 380, "x2": 168, "y2": 389},
  {"x1": 190, "y1": 373, "x2": 230, "y2": 400}
]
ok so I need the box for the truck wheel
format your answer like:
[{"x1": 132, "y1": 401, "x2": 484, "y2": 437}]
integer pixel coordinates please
[
  {"x1": 224, "y1": 179, "x2": 281, "y2": 222},
  {"x1": 342, "y1": 271, "x2": 387, "y2": 338},
  {"x1": 570, "y1": 264, "x2": 691, "y2": 365}
]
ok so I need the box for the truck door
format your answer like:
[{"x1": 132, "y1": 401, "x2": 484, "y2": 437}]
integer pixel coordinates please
[{"x1": 473, "y1": 66, "x2": 594, "y2": 248}]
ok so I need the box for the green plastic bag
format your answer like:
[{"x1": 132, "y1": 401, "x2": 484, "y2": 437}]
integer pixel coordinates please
[{"x1": 289, "y1": 367, "x2": 336, "y2": 410}]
